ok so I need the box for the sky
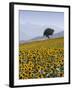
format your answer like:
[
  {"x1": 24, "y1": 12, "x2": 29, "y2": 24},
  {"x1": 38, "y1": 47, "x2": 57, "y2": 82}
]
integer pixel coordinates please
[{"x1": 19, "y1": 10, "x2": 64, "y2": 41}]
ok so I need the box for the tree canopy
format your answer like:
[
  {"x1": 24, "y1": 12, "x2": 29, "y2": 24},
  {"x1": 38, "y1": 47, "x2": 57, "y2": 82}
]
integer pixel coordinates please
[{"x1": 43, "y1": 28, "x2": 54, "y2": 38}]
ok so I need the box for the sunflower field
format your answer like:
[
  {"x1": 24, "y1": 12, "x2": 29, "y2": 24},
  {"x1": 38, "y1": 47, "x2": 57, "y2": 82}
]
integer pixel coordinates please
[{"x1": 19, "y1": 37, "x2": 64, "y2": 79}]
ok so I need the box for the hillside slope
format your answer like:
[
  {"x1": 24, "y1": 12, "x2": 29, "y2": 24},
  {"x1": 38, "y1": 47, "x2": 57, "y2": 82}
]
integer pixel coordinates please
[{"x1": 20, "y1": 37, "x2": 64, "y2": 49}]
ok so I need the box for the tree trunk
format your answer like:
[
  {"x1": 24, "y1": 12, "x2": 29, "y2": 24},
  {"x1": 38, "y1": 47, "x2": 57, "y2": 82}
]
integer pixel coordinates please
[{"x1": 48, "y1": 35, "x2": 49, "y2": 38}]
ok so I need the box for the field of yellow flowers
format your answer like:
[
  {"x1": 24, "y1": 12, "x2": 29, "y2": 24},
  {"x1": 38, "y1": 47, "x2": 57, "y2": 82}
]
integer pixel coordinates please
[{"x1": 19, "y1": 37, "x2": 64, "y2": 79}]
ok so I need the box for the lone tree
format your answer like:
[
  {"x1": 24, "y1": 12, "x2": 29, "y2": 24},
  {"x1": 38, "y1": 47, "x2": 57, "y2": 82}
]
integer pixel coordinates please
[{"x1": 43, "y1": 28, "x2": 54, "y2": 38}]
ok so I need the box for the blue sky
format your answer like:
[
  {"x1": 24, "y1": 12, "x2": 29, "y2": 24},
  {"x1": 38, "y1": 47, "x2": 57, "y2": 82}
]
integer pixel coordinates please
[{"x1": 19, "y1": 10, "x2": 64, "y2": 41}]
